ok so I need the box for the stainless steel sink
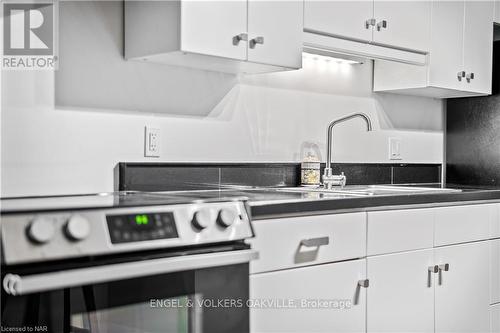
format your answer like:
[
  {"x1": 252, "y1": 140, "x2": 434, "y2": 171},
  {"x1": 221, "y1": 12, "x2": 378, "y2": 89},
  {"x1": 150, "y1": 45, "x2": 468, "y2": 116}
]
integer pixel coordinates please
[{"x1": 275, "y1": 185, "x2": 461, "y2": 196}]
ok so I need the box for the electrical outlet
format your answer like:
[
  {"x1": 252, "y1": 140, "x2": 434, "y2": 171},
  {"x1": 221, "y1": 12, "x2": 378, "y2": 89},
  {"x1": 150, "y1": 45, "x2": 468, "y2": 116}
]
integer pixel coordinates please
[
  {"x1": 144, "y1": 127, "x2": 160, "y2": 157},
  {"x1": 389, "y1": 137, "x2": 402, "y2": 160}
]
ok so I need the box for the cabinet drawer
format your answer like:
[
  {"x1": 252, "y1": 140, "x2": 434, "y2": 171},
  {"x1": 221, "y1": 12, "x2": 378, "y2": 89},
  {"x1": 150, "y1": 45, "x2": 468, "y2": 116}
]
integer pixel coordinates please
[
  {"x1": 434, "y1": 204, "x2": 495, "y2": 246},
  {"x1": 250, "y1": 259, "x2": 367, "y2": 333},
  {"x1": 368, "y1": 208, "x2": 434, "y2": 255},
  {"x1": 492, "y1": 240, "x2": 500, "y2": 305},
  {"x1": 249, "y1": 213, "x2": 366, "y2": 274}
]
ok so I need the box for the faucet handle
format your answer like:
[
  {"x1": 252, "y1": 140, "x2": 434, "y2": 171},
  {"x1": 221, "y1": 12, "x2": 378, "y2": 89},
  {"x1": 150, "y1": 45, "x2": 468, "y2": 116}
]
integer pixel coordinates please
[{"x1": 323, "y1": 171, "x2": 347, "y2": 189}]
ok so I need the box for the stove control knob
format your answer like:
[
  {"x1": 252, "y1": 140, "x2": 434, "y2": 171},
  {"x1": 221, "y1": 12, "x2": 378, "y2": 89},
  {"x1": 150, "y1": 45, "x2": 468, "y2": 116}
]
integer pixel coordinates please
[
  {"x1": 65, "y1": 215, "x2": 90, "y2": 241},
  {"x1": 27, "y1": 218, "x2": 55, "y2": 244},
  {"x1": 217, "y1": 209, "x2": 238, "y2": 228},
  {"x1": 191, "y1": 209, "x2": 213, "y2": 231}
]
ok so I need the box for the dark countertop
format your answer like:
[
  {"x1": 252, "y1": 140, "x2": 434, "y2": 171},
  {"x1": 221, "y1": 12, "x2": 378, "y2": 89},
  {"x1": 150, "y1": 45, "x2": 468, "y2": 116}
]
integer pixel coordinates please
[
  {"x1": 2, "y1": 186, "x2": 500, "y2": 219},
  {"x1": 247, "y1": 186, "x2": 500, "y2": 220}
]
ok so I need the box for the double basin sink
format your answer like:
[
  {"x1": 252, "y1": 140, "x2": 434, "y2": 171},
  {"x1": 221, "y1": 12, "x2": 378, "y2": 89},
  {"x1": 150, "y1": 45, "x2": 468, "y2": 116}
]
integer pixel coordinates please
[{"x1": 274, "y1": 185, "x2": 461, "y2": 197}]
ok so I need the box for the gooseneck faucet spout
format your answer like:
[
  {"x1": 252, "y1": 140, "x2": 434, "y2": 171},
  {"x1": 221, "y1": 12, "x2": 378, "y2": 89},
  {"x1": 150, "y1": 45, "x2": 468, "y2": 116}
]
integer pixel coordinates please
[{"x1": 323, "y1": 113, "x2": 373, "y2": 189}]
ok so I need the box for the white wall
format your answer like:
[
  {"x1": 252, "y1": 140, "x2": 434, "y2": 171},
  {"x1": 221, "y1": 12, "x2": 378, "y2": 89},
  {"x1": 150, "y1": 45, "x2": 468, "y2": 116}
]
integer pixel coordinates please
[{"x1": 0, "y1": 1, "x2": 444, "y2": 197}]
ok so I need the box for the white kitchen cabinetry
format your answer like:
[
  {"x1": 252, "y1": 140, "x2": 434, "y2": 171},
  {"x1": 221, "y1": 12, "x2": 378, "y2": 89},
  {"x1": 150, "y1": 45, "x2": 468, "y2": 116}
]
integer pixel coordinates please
[
  {"x1": 304, "y1": 0, "x2": 430, "y2": 53},
  {"x1": 249, "y1": 213, "x2": 366, "y2": 274},
  {"x1": 434, "y1": 242, "x2": 491, "y2": 333},
  {"x1": 250, "y1": 260, "x2": 367, "y2": 333},
  {"x1": 374, "y1": 0, "x2": 495, "y2": 98},
  {"x1": 125, "y1": 0, "x2": 303, "y2": 73},
  {"x1": 434, "y1": 204, "x2": 495, "y2": 246},
  {"x1": 247, "y1": 1, "x2": 303, "y2": 69},
  {"x1": 304, "y1": 1, "x2": 374, "y2": 42},
  {"x1": 180, "y1": 1, "x2": 247, "y2": 61},
  {"x1": 367, "y1": 208, "x2": 434, "y2": 255},
  {"x1": 463, "y1": 0, "x2": 496, "y2": 94},
  {"x1": 367, "y1": 249, "x2": 435, "y2": 333},
  {"x1": 372, "y1": 1, "x2": 431, "y2": 52}
]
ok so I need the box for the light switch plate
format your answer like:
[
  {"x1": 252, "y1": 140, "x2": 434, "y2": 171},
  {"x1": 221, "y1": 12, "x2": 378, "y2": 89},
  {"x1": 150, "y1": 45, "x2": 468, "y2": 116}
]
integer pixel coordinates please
[
  {"x1": 144, "y1": 127, "x2": 160, "y2": 157},
  {"x1": 389, "y1": 137, "x2": 402, "y2": 160}
]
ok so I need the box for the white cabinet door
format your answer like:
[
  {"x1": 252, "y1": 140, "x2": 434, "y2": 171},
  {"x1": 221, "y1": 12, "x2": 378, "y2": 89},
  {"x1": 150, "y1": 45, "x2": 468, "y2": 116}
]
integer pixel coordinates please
[
  {"x1": 304, "y1": 1, "x2": 374, "y2": 42},
  {"x1": 462, "y1": 0, "x2": 495, "y2": 94},
  {"x1": 434, "y1": 242, "x2": 491, "y2": 333},
  {"x1": 181, "y1": 0, "x2": 247, "y2": 60},
  {"x1": 428, "y1": 0, "x2": 465, "y2": 91},
  {"x1": 372, "y1": 0, "x2": 431, "y2": 52},
  {"x1": 367, "y1": 249, "x2": 435, "y2": 333},
  {"x1": 247, "y1": 0, "x2": 303, "y2": 69},
  {"x1": 250, "y1": 260, "x2": 367, "y2": 333}
]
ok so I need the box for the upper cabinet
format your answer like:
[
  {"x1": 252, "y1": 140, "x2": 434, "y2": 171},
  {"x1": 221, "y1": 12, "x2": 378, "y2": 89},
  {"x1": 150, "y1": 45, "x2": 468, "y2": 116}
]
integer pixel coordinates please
[
  {"x1": 304, "y1": 1, "x2": 374, "y2": 42},
  {"x1": 371, "y1": 1, "x2": 431, "y2": 52},
  {"x1": 304, "y1": 0, "x2": 431, "y2": 64},
  {"x1": 125, "y1": 0, "x2": 303, "y2": 74},
  {"x1": 374, "y1": 0, "x2": 495, "y2": 98}
]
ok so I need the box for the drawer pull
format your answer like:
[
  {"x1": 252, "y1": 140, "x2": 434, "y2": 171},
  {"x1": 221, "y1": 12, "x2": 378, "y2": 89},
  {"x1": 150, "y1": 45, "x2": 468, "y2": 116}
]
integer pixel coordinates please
[
  {"x1": 300, "y1": 237, "x2": 329, "y2": 247},
  {"x1": 438, "y1": 263, "x2": 450, "y2": 272},
  {"x1": 358, "y1": 279, "x2": 370, "y2": 288},
  {"x1": 428, "y1": 265, "x2": 439, "y2": 273}
]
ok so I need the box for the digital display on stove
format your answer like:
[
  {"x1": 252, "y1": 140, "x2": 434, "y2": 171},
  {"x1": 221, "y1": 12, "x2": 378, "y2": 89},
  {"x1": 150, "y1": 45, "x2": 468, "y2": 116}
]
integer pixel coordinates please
[{"x1": 106, "y1": 212, "x2": 178, "y2": 244}]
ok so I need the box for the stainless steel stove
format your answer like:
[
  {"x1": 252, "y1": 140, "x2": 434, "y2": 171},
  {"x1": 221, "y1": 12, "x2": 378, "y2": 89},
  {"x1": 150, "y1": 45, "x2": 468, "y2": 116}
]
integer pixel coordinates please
[{"x1": 1, "y1": 191, "x2": 257, "y2": 333}]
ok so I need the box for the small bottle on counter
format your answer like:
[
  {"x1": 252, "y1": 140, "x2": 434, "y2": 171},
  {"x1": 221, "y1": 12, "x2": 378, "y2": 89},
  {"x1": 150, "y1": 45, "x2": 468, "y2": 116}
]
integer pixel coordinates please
[{"x1": 300, "y1": 143, "x2": 321, "y2": 187}]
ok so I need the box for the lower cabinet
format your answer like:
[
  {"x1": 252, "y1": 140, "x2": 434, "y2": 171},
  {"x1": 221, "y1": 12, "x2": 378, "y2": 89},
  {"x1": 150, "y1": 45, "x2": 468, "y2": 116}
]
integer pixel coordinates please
[
  {"x1": 250, "y1": 259, "x2": 367, "y2": 333},
  {"x1": 367, "y1": 242, "x2": 491, "y2": 333},
  {"x1": 434, "y1": 242, "x2": 491, "y2": 333},
  {"x1": 367, "y1": 249, "x2": 435, "y2": 333}
]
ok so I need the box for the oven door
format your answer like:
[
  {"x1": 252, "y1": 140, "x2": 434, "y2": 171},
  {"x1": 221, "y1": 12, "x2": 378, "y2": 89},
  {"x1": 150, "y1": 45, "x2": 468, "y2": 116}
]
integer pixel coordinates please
[{"x1": 1, "y1": 248, "x2": 257, "y2": 333}]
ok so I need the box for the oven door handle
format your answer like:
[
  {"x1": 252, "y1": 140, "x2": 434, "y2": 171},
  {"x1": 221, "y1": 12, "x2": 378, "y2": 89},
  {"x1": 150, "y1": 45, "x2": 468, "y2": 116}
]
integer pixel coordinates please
[{"x1": 3, "y1": 249, "x2": 259, "y2": 296}]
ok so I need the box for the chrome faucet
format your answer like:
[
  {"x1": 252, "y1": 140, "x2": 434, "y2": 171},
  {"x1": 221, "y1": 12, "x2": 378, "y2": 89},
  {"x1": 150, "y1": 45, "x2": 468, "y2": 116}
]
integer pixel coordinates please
[{"x1": 323, "y1": 113, "x2": 373, "y2": 189}]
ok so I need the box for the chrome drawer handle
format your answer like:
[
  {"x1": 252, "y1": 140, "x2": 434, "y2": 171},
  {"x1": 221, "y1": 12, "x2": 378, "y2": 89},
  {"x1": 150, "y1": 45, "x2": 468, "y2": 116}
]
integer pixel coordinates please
[
  {"x1": 457, "y1": 71, "x2": 466, "y2": 81},
  {"x1": 428, "y1": 265, "x2": 439, "y2": 273},
  {"x1": 249, "y1": 36, "x2": 264, "y2": 49},
  {"x1": 358, "y1": 279, "x2": 370, "y2": 288},
  {"x1": 438, "y1": 263, "x2": 449, "y2": 272},
  {"x1": 466, "y1": 72, "x2": 475, "y2": 82},
  {"x1": 365, "y1": 18, "x2": 376, "y2": 29},
  {"x1": 376, "y1": 20, "x2": 387, "y2": 31},
  {"x1": 232, "y1": 33, "x2": 248, "y2": 46},
  {"x1": 300, "y1": 236, "x2": 329, "y2": 247}
]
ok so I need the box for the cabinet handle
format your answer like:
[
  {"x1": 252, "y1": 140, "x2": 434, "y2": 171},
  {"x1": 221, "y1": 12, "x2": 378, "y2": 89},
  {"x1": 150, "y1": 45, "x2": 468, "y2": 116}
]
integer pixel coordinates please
[
  {"x1": 466, "y1": 72, "x2": 475, "y2": 82},
  {"x1": 437, "y1": 263, "x2": 449, "y2": 286},
  {"x1": 457, "y1": 71, "x2": 466, "y2": 81},
  {"x1": 365, "y1": 18, "x2": 376, "y2": 29},
  {"x1": 376, "y1": 20, "x2": 388, "y2": 31},
  {"x1": 438, "y1": 263, "x2": 449, "y2": 272},
  {"x1": 300, "y1": 236, "x2": 329, "y2": 247},
  {"x1": 428, "y1": 265, "x2": 438, "y2": 288},
  {"x1": 249, "y1": 36, "x2": 264, "y2": 49},
  {"x1": 358, "y1": 279, "x2": 370, "y2": 288},
  {"x1": 232, "y1": 33, "x2": 248, "y2": 46}
]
